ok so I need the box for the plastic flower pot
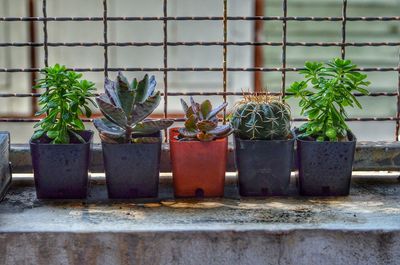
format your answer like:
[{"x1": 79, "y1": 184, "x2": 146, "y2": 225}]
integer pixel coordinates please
[
  {"x1": 297, "y1": 131, "x2": 356, "y2": 196},
  {"x1": 30, "y1": 130, "x2": 93, "y2": 199},
  {"x1": 234, "y1": 134, "x2": 295, "y2": 196},
  {"x1": 102, "y1": 131, "x2": 161, "y2": 199},
  {"x1": 169, "y1": 128, "x2": 228, "y2": 197},
  {"x1": 0, "y1": 132, "x2": 11, "y2": 201}
]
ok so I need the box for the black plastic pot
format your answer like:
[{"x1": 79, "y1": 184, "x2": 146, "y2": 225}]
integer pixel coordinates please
[
  {"x1": 235, "y1": 135, "x2": 295, "y2": 196},
  {"x1": 0, "y1": 132, "x2": 11, "y2": 201},
  {"x1": 30, "y1": 130, "x2": 93, "y2": 199},
  {"x1": 297, "y1": 131, "x2": 356, "y2": 196},
  {"x1": 102, "y1": 131, "x2": 161, "y2": 199}
]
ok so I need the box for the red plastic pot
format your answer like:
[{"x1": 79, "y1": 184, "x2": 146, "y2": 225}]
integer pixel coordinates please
[{"x1": 169, "y1": 128, "x2": 228, "y2": 197}]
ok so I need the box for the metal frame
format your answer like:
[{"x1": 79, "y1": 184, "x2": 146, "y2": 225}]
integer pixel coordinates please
[{"x1": 0, "y1": 1, "x2": 399, "y2": 138}]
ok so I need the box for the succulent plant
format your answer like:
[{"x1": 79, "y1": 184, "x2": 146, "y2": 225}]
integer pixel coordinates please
[
  {"x1": 178, "y1": 97, "x2": 233, "y2": 141},
  {"x1": 230, "y1": 93, "x2": 291, "y2": 140},
  {"x1": 94, "y1": 72, "x2": 173, "y2": 144}
]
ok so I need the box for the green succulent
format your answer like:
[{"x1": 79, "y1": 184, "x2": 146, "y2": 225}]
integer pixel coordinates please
[
  {"x1": 285, "y1": 58, "x2": 370, "y2": 141},
  {"x1": 178, "y1": 97, "x2": 233, "y2": 142},
  {"x1": 94, "y1": 72, "x2": 173, "y2": 144},
  {"x1": 230, "y1": 94, "x2": 291, "y2": 140}
]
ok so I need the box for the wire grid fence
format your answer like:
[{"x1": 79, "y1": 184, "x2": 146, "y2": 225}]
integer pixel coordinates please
[{"x1": 0, "y1": 0, "x2": 399, "y2": 139}]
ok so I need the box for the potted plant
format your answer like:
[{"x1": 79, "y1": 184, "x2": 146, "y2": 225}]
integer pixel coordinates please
[
  {"x1": 94, "y1": 72, "x2": 173, "y2": 199},
  {"x1": 0, "y1": 132, "x2": 11, "y2": 201},
  {"x1": 286, "y1": 58, "x2": 370, "y2": 196},
  {"x1": 30, "y1": 64, "x2": 96, "y2": 199},
  {"x1": 169, "y1": 97, "x2": 233, "y2": 197},
  {"x1": 230, "y1": 93, "x2": 294, "y2": 196}
]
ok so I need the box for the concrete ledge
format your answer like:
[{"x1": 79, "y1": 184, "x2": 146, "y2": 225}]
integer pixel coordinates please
[
  {"x1": 9, "y1": 141, "x2": 400, "y2": 173},
  {"x1": 1, "y1": 230, "x2": 399, "y2": 265},
  {"x1": 1, "y1": 175, "x2": 400, "y2": 264}
]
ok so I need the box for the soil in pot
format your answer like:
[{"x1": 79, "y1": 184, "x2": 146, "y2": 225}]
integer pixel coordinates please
[
  {"x1": 235, "y1": 134, "x2": 295, "y2": 196},
  {"x1": 103, "y1": 131, "x2": 161, "y2": 199},
  {"x1": 30, "y1": 130, "x2": 93, "y2": 199},
  {"x1": 169, "y1": 128, "x2": 227, "y2": 198},
  {"x1": 297, "y1": 131, "x2": 356, "y2": 196}
]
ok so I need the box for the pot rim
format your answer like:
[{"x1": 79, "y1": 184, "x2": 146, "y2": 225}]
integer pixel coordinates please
[
  {"x1": 29, "y1": 130, "x2": 94, "y2": 146},
  {"x1": 169, "y1": 127, "x2": 228, "y2": 143},
  {"x1": 296, "y1": 129, "x2": 357, "y2": 144}
]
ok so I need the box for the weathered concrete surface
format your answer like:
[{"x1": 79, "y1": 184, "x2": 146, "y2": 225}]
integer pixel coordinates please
[
  {"x1": 0, "y1": 174, "x2": 400, "y2": 265},
  {"x1": 10, "y1": 141, "x2": 400, "y2": 173}
]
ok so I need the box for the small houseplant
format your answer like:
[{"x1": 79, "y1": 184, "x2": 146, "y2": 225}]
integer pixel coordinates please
[
  {"x1": 30, "y1": 64, "x2": 96, "y2": 199},
  {"x1": 286, "y1": 58, "x2": 370, "y2": 196},
  {"x1": 169, "y1": 97, "x2": 233, "y2": 197},
  {"x1": 94, "y1": 72, "x2": 173, "y2": 199},
  {"x1": 230, "y1": 93, "x2": 294, "y2": 196},
  {"x1": 0, "y1": 132, "x2": 11, "y2": 201}
]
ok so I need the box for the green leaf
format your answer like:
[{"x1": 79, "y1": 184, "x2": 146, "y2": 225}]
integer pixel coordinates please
[
  {"x1": 96, "y1": 95, "x2": 128, "y2": 128},
  {"x1": 132, "y1": 119, "x2": 174, "y2": 135},
  {"x1": 32, "y1": 130, "x2": 45, "y2": 140},
  {"x1": 200, "y1": 100, "x2": 212, "y2": 119},
  {"x1": 46, "y1": 130, "x2": 59, "y2": 139},
  {"x1": 130, "y1": 92, "x2": 161, "y2": 125}
]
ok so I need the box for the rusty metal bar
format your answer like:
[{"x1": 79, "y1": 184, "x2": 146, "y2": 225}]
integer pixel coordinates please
[
  {"x1": 0, "y1": 67, "x2": 399, "y2": 73},
  {"x1": 1, "y1": 41, "x2": 400, "y2": 47},
  {"x1": 223, "y1": 0, "x2": 228, "y2": 123},
  {"x1": 163, "y1": 0, "x2": 168, "y2": 142},
  {"x1": 0, "y1": 91, "x2": 395, "y2": 98},
  {"x1": 341, "y1": 0, "x2": 347, "y2": 59},
  {"x1": 1, "y1": 16, "x2": 399, "y2": 22},
  {"x1": 28, "y1": 0, "x2": 38, "y2": 115},
  {"x1": 103, "y1": 0, "x2": 108, "y2": 77},
  {"x1": 42, "y1": 0, "x2": 48, "y2": 67},
  {"x1": 281, "y1": 0, "x2": 287, "y2": 98}
]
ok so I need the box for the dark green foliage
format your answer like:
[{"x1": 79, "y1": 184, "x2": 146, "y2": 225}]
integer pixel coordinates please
[
  {"x1": 179, "y1": 97, "x2": 233, "y2": 141},
  {"x1": 94, "y1": 72, "x2": 173, "y2": 143},
  {"x1": 230, "y1": 94, "x2": 291, "y2": 140},
  {"x1": 285, "y1": 58, "x2": 370, "y2": 141},
  {"x1": 32, "y1": 64, "x2": 96, "y2": 144}
]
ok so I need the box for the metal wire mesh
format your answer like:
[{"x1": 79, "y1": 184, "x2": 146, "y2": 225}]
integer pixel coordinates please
[{"x1": 0, "y1": 0, "x2": 399, "y2": 139}]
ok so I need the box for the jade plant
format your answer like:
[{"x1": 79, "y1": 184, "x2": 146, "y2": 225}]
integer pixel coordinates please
[
  {"x1": 285, "y1": 58, "x2": 370, "y2": 141},
  {"x1": 94, "y1": 72, "x2": 173, "y2": 143},
  {"x1": 230, "y1": 93, "x2": 291, "y2": 140},
  {"x1": 32, "y1": 64, "x2": 96, "y2": 144},
  {"x1": 178, "y1": 97, "x2": 233, "y2": 141}
]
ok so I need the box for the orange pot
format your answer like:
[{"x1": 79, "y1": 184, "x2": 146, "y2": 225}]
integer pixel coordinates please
[{"x1": 169, "y1": 128, "x2": 228, "y2": 197}]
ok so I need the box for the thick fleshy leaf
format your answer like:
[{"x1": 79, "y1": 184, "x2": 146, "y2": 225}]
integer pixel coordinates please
[
  {"x1": 189, "y1": 97, "x2": 200, "y2": 114},
  {"x1": 178, "y1": 127, "x2": 198, "y2": 138},
  {"x1": 196, "y1": 120, "x2": 217, "y2": 132},
  {"x1": 116, "y1": 72, "x2": 130, "y2": 91},
  {"x1": 96, "y1": 96, "x2": 127, "y2": 128},
  {"x1": 197, "y1": 132, "x2": 215, "y2": 142},
  {"x1": 104, "y1": 77, "x2": 121, "y2": 108},
  {"x1": 200, "y1": 100, "x2": 212, "y2": 119},
  {"x1": 180, "y1": 98, "x2": 189, "y2": 114},
  {"x1": 184, "y1": 115, "x2": 197, "y2": 131},
  {"x1": 99, "y1": 133, "x2": 121, "y2": 144},
  {"x1": 135, "y1": 74, "x2": 154, "y2": 104},
  {"x1": 206, "y1": 102, "x2": 228, "y2": 120},
  {"x1": 130, "y1": 92, "x2": 161, "y2": 125},
  {"x1": 208, "y1": 124, "x2": 232, "y2": 136},
  {"x1": 132, "y1": 119, "x2": 174, "y2": 134},
  {"x1": 93, "y1": 119, "x2": 125, "y2": 137}
]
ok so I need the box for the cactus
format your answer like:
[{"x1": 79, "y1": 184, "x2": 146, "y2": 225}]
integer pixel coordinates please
[
  {"x1": 178, "y1": 97, "x2": 233, "y2": 141},
  {"x1": 230, "y1": 93, "x2": 291, "y2": 140},
  {"x1": 94, "y1": 72, "x2": 174, "y2": 144}
]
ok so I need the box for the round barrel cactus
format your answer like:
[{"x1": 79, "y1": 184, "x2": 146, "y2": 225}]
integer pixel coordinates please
[{"x1": 230, "y1": 94, "x2": 291, "y2": 140}]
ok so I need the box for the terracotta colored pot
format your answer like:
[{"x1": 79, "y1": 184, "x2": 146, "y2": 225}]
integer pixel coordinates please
[{"x1": 169, "y1": 128, "x2": 228, "y2": 197}]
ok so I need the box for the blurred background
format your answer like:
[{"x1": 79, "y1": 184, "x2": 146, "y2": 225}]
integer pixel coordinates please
[{"x1": 0, "y1": 0, "x2": 399, "y2": 143}]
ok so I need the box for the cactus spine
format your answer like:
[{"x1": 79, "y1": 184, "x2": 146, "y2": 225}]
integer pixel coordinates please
[{"x1": 230, "y1": 94, "x2": 291, "y2": 140}]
